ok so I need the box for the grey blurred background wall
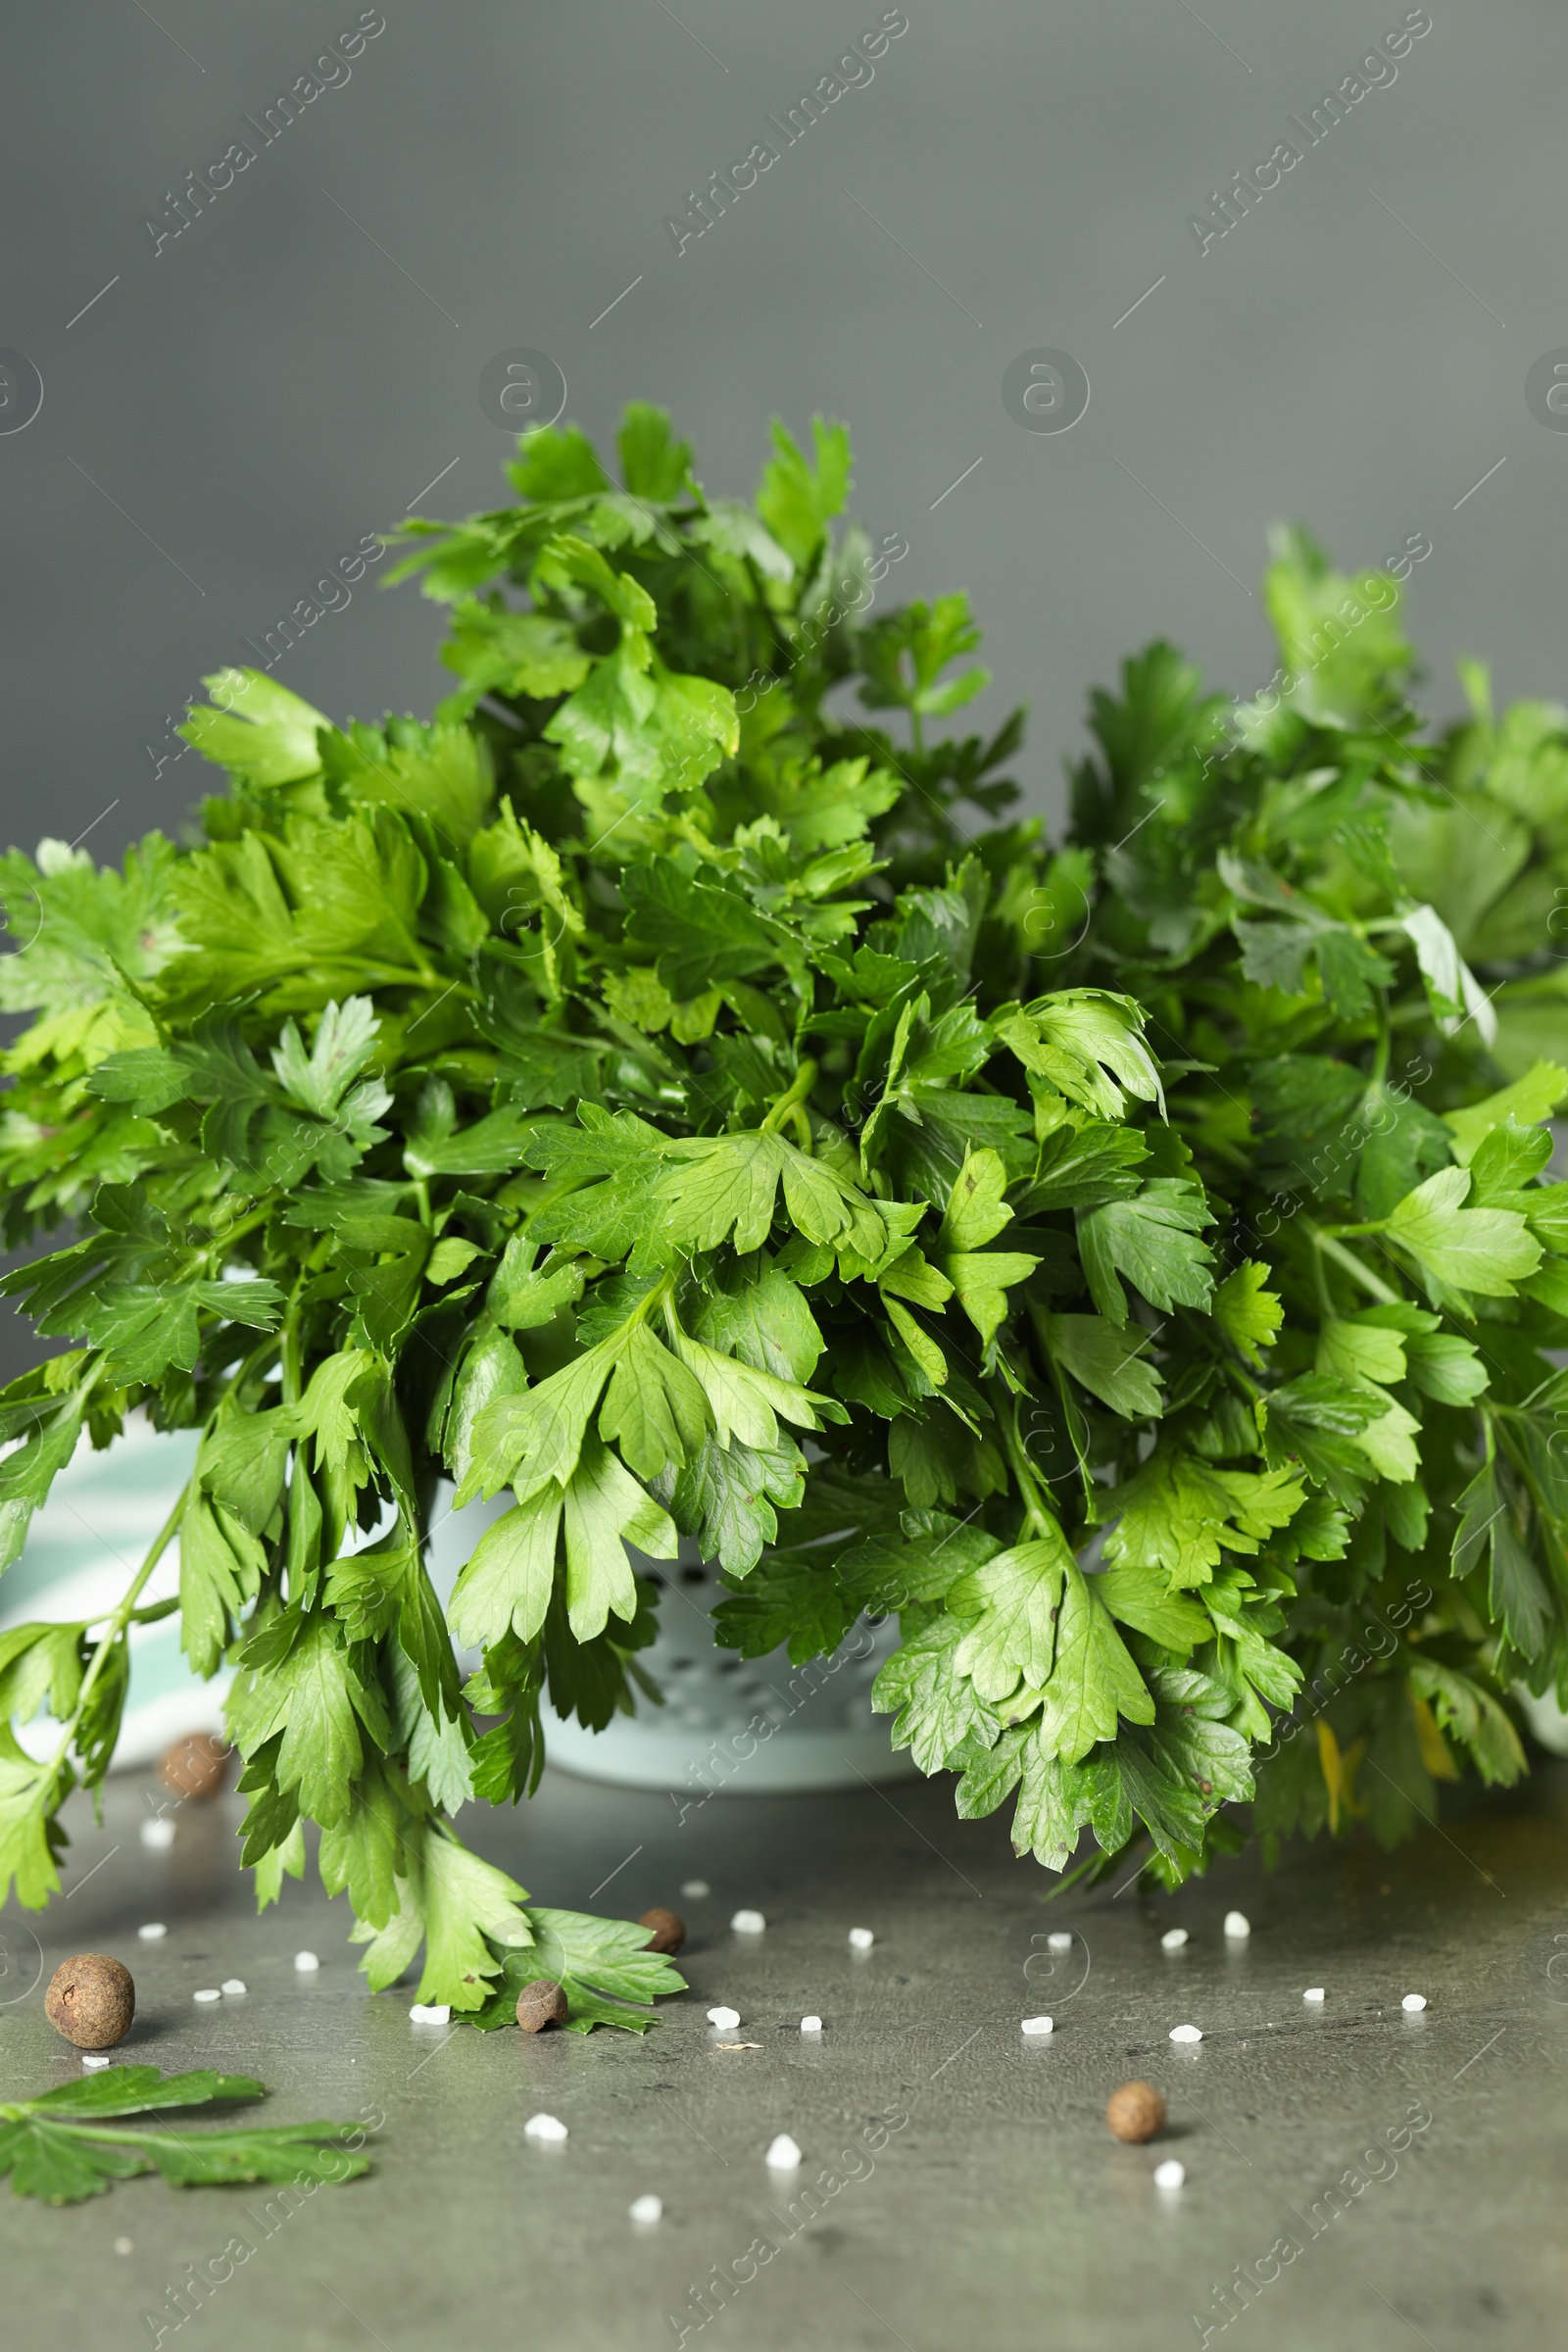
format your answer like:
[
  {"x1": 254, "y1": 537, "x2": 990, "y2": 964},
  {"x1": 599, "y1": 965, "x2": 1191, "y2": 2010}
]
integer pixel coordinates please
[{"x1": 0, "y1": 0, "x2": 1561, "y2": 1368}]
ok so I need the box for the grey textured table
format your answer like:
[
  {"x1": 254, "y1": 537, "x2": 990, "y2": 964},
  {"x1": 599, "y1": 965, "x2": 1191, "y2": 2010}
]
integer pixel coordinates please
[{"x1": 3, "y1": 1760, "x2": 1566, "y2": 2350}]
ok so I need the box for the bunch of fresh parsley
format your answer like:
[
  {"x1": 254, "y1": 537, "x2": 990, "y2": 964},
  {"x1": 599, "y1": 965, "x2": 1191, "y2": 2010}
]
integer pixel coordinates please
[{"x1": 0, "y1": 410, "x2": 1562, "y2": 1999}]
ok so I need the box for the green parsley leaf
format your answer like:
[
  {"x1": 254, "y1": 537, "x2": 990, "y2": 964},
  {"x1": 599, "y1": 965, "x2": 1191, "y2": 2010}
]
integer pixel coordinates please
[
  {"x1": 1386, "y1": 1166, "x2": 1541, "y2": 1298},
  {"x1": 1077, "y1": 1180, "x2": 1214, "y2": 1324},
  {"x1": 0, "y1": 2068, "x2": 370, "y2": 2204}
]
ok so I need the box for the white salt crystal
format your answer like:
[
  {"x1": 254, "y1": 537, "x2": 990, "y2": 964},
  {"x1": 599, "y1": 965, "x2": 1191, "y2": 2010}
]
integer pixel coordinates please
[
  {"x1": 681, "y1": 1880, "x2": 710, "y2": 1899},
  {"x1": 1153, "y1": 2159, "x2": 1186, "y2": 2189},
  {"x1": 409, "y1": 2002, "x2": 450, "y2": 2024},
  {"x1": 765, "y1": 2133, "x2": 802, "y2": 2169},
  {"x1": 707, "y1": 2005, "x2": 741, "y2": 2029},
  {"x1": 1303, "y1": 1986, "x2": 1325, "y2": 2003},
  {"x1": 1224, "y1": 1911, "x2": 1250, "y2": 1939},
  {"x1": 524, "y1": 2112, "x2": 568, "y2": 2142},
  {"x1": 1401, "y1": 1992, "x2": 1427, "y2": 2013},
  {"x1": 139, "y1": 1818, "x2": 175, "y2": 1850},
  {"x1": 629, "y1": 2194, "x2": 662, "y2": 2225},
  {"x1": 221, "y1": 1980, "x2": 246, "y2": 1997},
  {"x1": 848, "y1": 1927, "x2": 874, "y2": 1950},
  {"x1": 1169, "y1": 2024, "x2": 1202, "y2": 2043},
  {"x1": 1047, "y1": 1931, "x2": 1073, "y2": 1953},
  {"x1": 136, "y1": 1923, "x2": 167, "y2": 1941},
  {"x1": 1161, "y1": 1928, "x2": 1189, "y2": 1951},
  {"x1": 800, "y1": 2014, "x2": 823, "y2": 2034},
  {"x1": 293, "y1": 1951, "x2": 319, "y2": 1973},
  {"x1": 1021, "y1": 2015, "x2": 1054, "y2": 2036},
  {"x1": 730, "y1": 1908, "x2": 766, "y2": 1935},
  {"x1": 81, "y1": 2054, "x2": 112, "y2": 2071},
  {"x1": 193, "y1": 1988, "x2": 220, "y2": 2004}
]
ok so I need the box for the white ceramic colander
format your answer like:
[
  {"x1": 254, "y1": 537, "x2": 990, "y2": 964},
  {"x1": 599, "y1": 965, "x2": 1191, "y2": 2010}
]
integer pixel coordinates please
[
  {"x1": 4, "y1": 1433, "x2": 915, "y2": 1792},
  {"x1": 433, "y1": 1497, "x2": 916, "y2": 1793},
  {"x1": 534, "y1": 1545, "x2": 917, "y2": 1793}
]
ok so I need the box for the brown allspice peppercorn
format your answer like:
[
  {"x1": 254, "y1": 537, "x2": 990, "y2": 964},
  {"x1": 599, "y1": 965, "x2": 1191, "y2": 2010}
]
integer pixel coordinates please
[
  {"x1": 515, "y1": 1977, "x2": 569, "y2": 2033},
  {"x1": 638, "y1": 1907, "x2": 686, "y2": 1955},
  {"x1": 1106, "y1": 2081, "x2": 1167, "y2": 2143},
  {"x1": 159, "y1": 1733, "x2": 230, "y2": 1801},
  {"x1": 45, "y1": 1954, "x2": 135, "y2": 2050}
]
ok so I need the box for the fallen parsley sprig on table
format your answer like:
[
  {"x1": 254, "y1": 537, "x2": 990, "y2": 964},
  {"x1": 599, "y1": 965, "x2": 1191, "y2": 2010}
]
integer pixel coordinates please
[
  {"x1": 0, "y1": 2068, "x2": 370, "y2": 2203},
  {"x1": 0, "y1": 403, "x2": 1563, "y2": 1981}
]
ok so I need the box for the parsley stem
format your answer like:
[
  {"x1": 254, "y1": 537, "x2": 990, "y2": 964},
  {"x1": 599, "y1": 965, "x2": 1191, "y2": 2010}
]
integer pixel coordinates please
[
  {"x1": 280, "y1": 1270, "x2": 307, "y2": 1409},
  {"x1": 206, "y1": 1203, "x2": 273, "y2": 1254},
  {"x1": 1307, "y1": 1224, "x2": 1399, "y2": 1304},
  {"x1": 78, "y1": 1596, "x2": 180, "y2": 1631},
  {"x1": 45, "y1": 1480, "x2": 193, "y2": 1786},
  {"x1": 1025, "y1": 1306, "x2": 1094, "y2": 1525},
  {"x1": 364, "y1": 962, "x2": 478, "y2": 1003},
  {"x1": 628, "y1": 1273, "x2": 670, "y2": 1338},
  {"x1": 127, "y1": 1597, "x2": 180, "y2": 1626},
  {"x1": 760, "y1": 1060, "x2": 818, "y2": 1134},
  {"x1": 993, "y1": 1375, "x2": 1061, "y2": 1539},
  {"x1": 1370, "y1": 1002, "x2": 1392, "y2": 1091}
]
